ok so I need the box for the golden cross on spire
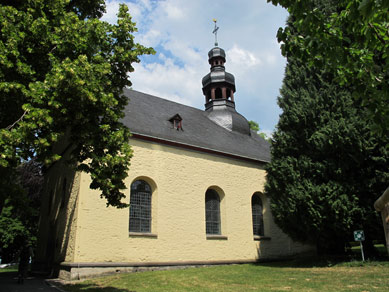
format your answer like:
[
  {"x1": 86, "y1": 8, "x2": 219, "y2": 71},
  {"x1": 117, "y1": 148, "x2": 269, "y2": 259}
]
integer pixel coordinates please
[{"x1": 212, "y1": 19, "x2": 219, "y2": 46}]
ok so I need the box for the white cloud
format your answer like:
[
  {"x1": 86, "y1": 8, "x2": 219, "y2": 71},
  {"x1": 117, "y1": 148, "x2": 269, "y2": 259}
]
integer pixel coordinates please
[
  {"x1": 101, "y1": 0, "x2": 120, "y2": 24},
  {"x1": 102, "y1": 0, "x2": 152, "y2": 25},
  {"x1": 130, "y1": 58, "x2": 205, "y2": 107},
  {"x1": 227, "y1": 45, "x2": 261, "y2": 68},
  {"x1": 161, "y1": 1, "x2": 185, "y2": 20}
]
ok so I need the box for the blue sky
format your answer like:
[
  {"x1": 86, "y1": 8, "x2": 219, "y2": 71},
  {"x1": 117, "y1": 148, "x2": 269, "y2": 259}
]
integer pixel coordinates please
[{"x1": 102, "y1": 0, "x2": 288, "y2": 136}]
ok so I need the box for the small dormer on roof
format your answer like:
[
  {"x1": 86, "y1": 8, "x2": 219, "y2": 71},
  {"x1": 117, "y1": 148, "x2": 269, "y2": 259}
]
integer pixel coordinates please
[{"x1": 169, "y1": 114, "x2": 183, "y2": 131}]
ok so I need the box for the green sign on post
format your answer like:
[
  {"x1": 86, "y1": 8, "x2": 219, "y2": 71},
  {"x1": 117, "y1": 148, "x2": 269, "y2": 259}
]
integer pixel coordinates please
[
  {"x1": 353, "y1": 230, "x2": 365, "y2": 261},
  {"x1": 354, "y1": 230, "x2": 365, "y2": 241}
]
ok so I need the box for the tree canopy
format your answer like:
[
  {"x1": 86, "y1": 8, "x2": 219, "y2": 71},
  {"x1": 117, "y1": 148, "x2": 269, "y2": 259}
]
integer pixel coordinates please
[
  {"x1": 266, "y1": 55, "x2": 388, "y2": 254},
  {"x1": 0, "y1": 0, "x2": 154, "y2": 208},
  {"x1": 268, "y1": 0, "x2": 389, "y2": 134}
]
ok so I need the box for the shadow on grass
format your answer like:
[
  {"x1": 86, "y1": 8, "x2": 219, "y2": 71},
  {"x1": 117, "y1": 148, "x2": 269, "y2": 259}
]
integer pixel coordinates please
[
  {"x1": 252, "y1": 257, "x2": 341, "y2": 269},
  {"x1": 0, "y1": 271, "x2": 17, "y2": 278},
  {"x1": 252, "y1": 254, "x2": 389, "y2": 269},
  {"x1": 62, "y1": 283, "x2": 135, "y2": 292}
]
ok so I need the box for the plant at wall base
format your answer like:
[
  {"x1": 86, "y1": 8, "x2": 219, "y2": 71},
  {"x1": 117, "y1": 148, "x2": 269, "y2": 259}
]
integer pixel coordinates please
[
  {"x1": 0, "y1": 0, "x2": 154, "y2": 210},
  {"x1": 267, "y1": 0, "x2": 389, "y2": 135}
]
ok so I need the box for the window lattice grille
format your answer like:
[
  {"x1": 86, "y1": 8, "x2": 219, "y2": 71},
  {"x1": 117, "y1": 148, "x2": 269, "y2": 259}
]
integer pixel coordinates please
[
  {"x1": 205, "y1": 190, "x2": 220, "y2": 234},
  {"x1": 129, "y1": 180, "x2": 152, "y2": 233},
  {"x1": 252, "y1": 195, "x2": 264, "y2": 236}
]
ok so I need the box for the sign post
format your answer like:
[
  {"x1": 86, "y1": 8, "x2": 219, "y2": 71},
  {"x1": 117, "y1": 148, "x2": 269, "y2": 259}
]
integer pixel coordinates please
[{"x1": 353, "y1": 230, "x2": 365, "y2": 261}]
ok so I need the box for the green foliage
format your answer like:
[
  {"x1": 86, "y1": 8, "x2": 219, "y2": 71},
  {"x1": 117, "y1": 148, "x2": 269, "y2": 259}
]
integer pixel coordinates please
[
  {"x1": 268, "y1": 0, "x2": 389, "y2": 134},
  {"x1": 249, "y1": 120, "x2": 270, "y2": 141},
  {"x1": 0, "y1": 1, "x2": 154, "y2": 208},
  {"x1": 0, "y1": 160, "x2": 43, "y2": 262},
  {"x1": 248, "y1": 120, "x2": 260, "y2": 133},
  {"x1": 265, "y1": 56, "x2": 389, "y2": 254}
]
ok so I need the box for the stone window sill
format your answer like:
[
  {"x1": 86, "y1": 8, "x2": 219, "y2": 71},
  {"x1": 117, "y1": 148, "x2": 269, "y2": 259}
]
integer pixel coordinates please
[
  {"x1": 129, "y1": 232, "x2": 158, "y2": 238},
  {"x1": 206, "y1": 234, "x2": 228, "y2": 240},
  {"x1": 254, "y1": 235, "x2": 271, "y2": 241}
]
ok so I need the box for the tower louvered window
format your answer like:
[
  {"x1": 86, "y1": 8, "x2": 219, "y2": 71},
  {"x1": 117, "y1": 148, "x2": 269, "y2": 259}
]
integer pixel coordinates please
[
  {"x1": 205, "y1": 189, "x2": 221, "y2": 234},
  {"x1": 129, "y1": 180, "x2": 152, "y2": 233},
  {"x1": 252, "y1": 194, "x2": 264, "y2": 236}
]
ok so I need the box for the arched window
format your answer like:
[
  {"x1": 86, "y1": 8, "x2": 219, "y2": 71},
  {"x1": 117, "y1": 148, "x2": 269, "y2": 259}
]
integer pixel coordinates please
[
  {"x1": 129, "y1": 180, "x2": 152, "y2": 233},
  {"x1": 205, "y1": 189, "x2": 220, "y2": 234},
  {"x1": 252, "y1": 194, "x2": 264, "y2": 236}
]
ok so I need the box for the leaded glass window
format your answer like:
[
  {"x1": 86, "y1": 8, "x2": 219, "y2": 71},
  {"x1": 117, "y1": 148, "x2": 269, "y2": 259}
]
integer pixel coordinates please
[
  {"x1": 252, "y1": 194, "x2": 264, "y2": 236},
  {"x1": 129, "y1": 180, "x2": 152, "y2": 233},
  {"x1": 205, "y1": 189, "x2": 220, "y2": 234}
]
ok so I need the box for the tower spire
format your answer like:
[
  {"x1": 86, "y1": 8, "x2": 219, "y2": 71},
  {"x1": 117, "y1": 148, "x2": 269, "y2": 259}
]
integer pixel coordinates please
[{"x1": 212, "y1": 19, "x2": 219, "y2": 46}]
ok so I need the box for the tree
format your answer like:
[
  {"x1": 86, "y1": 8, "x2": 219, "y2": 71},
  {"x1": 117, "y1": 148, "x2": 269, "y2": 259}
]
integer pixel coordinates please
[
  {"x1": 265, "y1": 55, "x2": 389, "y2": 254},
  {"x1": 248, "y1": 120, "x2": 271, "y2": 141},
  {"x1": 0, "y1": 160, "x2": 43, "y2": 263},
  {"x1": 267, "y1": 0, "x2": 389, "y2": 134},
  {"x1": 0, "y1": 1, "x2": 154, "y2": 209}
]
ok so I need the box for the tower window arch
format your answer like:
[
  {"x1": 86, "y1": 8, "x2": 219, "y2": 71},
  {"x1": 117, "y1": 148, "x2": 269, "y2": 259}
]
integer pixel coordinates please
[
  {"x1": 252, "y1": 194, "x2": 264, "y2": 236},
  {"x1": 129, "y1": 180, "x2": 152, "y2": 233},
  {"x1": 205, "y1": 189, "x2": 221, "y2": 234}
]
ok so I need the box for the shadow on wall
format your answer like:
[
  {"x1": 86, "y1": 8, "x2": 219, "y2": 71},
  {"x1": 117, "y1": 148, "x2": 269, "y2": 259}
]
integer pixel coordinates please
[{"x1": 51, "y1": 171, "x2": 78, "y2": 276}]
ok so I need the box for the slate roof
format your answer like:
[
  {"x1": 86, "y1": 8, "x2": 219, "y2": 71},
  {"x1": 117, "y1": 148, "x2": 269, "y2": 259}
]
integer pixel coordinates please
[{"x1": 121, "y1": 89, "x2": 270, "y2": 163}]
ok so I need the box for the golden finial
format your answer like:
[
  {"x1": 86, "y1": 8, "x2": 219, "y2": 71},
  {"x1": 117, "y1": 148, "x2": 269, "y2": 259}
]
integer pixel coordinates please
[{"x1": 212, "y1": 19, "x2": 219, "y2": 46}]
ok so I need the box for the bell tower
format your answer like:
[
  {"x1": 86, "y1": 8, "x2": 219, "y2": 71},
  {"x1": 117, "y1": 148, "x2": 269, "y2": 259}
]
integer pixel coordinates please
[
  {"x1": 201, "y1": 20, "x2": 250, "y2": 136},
  {"x1": 202, "y1": 20, "x2": 236, "y2": 109},
  {"x1": 201, "y1": 46, "x2": 236, "y2": 107}
]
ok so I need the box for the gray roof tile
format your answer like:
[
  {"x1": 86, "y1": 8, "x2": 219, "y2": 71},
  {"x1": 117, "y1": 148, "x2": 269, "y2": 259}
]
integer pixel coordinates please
[{"x1": 121, "y1": 89, "x2": 270, "y2": 163}]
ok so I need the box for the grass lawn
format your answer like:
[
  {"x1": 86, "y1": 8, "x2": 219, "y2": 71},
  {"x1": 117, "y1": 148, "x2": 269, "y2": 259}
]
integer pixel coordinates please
[
  {"x1": 350, "y1": 243, "x2": 387, "y2": 256},
  {"x1": 61, "y1": 259, "x2": 389, "y2": 292},
  {"x1": 0, "y1": 264, "x2": 17, "y2": 273}
]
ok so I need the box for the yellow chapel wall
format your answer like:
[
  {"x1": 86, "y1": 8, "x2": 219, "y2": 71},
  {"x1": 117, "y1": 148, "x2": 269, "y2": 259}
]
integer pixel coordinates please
[{"x1": 70, "y1": 138, "x2": 313, "y2": 264}]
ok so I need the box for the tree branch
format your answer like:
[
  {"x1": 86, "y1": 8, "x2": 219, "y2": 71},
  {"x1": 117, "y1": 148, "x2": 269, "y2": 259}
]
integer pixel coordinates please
[
  {"x1": 368, "y1": 23, "x2": 385, "y2": 45},
  {"x1": 6, "y1": 110, "x2": 28, "y2": 130}
]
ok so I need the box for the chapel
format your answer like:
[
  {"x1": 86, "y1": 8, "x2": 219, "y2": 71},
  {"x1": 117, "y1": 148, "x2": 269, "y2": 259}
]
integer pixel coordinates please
[{"x1": 35, "y1": 43, "x2": 314, "y2": 280}]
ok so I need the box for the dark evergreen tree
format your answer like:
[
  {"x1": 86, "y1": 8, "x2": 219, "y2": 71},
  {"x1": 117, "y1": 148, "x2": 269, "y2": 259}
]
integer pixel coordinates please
[
  {"x1": 268, "y1": 0, "x2": 389, "y2": 134},
  {"x1": 265, "y1": 56, "x2": 389, "y2": 255}
]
